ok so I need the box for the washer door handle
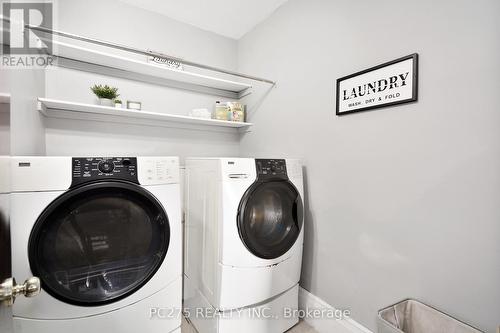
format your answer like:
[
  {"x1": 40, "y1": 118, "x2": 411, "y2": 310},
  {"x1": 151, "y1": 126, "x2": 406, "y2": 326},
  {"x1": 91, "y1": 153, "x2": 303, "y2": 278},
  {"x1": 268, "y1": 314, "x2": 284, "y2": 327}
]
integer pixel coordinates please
[{"x1": 0, "y1": 276, "x2": 41, "y2": 306}]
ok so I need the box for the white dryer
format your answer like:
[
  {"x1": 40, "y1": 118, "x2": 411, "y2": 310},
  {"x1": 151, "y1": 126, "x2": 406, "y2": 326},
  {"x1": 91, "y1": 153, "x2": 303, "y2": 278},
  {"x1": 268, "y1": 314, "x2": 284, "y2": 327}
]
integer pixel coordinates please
[
  {"x1": 184, "y1": 158, "x2": 304, "y2": 333},
  {"x1": 0, "y1": 157, "x2": 13, "y2": 333},
  {"x1": 0, "y1": 157, "x2": 10, "y2": 260},
  {"x1": 10, "y1": 156, "x2": 182, "y2": 333}
]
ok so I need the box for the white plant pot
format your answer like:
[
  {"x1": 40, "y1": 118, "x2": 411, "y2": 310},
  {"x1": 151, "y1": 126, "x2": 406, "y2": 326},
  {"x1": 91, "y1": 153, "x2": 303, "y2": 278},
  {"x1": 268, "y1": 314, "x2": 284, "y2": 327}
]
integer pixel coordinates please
[
  {"x1": 115, "y1": 103, "x2": 122, "y2": 108},
  {"x1": 98, "y1": 98, "x2": 114, "y2": 107}
]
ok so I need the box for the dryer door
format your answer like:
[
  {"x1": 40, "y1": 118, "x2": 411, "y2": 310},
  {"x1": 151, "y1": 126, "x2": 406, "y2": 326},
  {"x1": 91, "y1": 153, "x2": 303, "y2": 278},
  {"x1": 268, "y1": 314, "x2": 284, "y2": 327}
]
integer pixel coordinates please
[
  {"x1": 28, "y1": 181, "x2": 170, "y2": 306},
  {"x1": 237, "y1": 180, "x2": 303, "y2": 260}
]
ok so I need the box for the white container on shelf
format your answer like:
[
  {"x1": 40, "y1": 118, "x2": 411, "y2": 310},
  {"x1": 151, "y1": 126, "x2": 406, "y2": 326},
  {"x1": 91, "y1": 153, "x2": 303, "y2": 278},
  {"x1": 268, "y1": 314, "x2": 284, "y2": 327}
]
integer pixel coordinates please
[{"x1": 98, "y1": 98, "x2": 114, "y2": 107}]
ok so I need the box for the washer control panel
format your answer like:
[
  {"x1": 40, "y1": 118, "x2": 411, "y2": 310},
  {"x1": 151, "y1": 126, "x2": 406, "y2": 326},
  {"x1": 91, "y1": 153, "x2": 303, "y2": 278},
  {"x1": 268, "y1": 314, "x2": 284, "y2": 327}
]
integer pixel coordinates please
[
  {"x1": 71, "y1": 157, "x2": 138, "y2": 187},
  {"x1": 255, "y1": 159, "x2": 288, "y2": 180}
]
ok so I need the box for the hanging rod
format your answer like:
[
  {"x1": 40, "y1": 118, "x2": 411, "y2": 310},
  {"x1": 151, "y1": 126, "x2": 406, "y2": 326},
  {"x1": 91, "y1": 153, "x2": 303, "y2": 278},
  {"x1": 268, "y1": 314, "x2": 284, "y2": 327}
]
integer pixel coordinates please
[{"x1": 25, "y1": 24, "x2": 276, "y2": 85}]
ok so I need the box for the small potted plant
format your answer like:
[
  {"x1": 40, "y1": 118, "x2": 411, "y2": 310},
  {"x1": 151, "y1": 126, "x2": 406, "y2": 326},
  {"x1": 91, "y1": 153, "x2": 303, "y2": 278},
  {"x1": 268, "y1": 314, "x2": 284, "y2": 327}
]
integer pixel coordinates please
[
  {"x1": 114, "y1": 99, "x2": 122, "y2": 108},
  {"x1": 90, "y1": 84, "x2": 119, "y2": 107}
]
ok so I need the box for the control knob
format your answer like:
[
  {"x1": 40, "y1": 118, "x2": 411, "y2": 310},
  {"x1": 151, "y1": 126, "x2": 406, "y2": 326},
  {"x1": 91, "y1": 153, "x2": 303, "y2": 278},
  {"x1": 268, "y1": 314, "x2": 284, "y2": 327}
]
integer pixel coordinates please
[{"x1": 98, "y1": 160, "x2": 115, "y2": 173}]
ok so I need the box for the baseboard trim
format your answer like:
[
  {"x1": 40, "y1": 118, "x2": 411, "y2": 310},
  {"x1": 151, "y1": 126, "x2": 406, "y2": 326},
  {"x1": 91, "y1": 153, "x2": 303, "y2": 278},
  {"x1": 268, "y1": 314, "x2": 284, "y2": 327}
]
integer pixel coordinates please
[{"x1": 298, "y1": 287, "x2": 372, "y2": 333}]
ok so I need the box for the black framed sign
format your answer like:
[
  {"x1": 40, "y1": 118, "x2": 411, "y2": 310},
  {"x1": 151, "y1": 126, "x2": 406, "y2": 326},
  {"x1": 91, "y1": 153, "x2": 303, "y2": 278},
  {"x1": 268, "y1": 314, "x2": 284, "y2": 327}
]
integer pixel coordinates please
[{"x1": 336, "y1": 53, "x2": 418, "y2": 115}]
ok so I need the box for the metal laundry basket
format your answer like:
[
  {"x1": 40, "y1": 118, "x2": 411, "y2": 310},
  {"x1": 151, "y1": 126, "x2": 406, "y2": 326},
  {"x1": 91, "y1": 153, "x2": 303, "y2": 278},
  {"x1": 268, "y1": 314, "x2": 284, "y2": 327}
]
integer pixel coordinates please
[{"x1": 377, "y1": 299, "x2": 484, "y2": 333}]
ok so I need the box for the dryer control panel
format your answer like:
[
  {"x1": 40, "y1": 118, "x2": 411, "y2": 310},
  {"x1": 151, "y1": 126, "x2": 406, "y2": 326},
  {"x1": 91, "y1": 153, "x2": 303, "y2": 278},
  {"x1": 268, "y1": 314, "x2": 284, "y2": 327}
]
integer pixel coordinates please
[
  {"x1": 256, "y1": 159, "x2": 288, "y2": 180},
  {"x1": 71, "y1": 157, "x2": 138, "y2": 187},
  {"x1": 137, "y1": 156, "x2": 179, "y2": 185}
]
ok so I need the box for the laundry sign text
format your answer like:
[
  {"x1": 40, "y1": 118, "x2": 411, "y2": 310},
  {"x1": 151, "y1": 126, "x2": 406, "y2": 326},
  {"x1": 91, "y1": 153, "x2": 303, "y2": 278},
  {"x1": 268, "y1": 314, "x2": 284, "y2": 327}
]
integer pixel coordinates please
[
  {"x1": 336, "y1": 53, "x2": 418, "y2": 115},
  {"x1": 147, "y1": 55, "x2": 184, "y2": 71}
]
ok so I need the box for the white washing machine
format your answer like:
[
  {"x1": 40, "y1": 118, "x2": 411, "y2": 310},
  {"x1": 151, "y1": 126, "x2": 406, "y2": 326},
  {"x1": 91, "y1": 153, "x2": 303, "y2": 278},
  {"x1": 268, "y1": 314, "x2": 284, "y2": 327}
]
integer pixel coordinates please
[
  {"x1": 184, "y1": 158, "x2": 304, "y2": 333},
  {"x1": 9, "y1": 156, "x2": 182, "y2": 333}
]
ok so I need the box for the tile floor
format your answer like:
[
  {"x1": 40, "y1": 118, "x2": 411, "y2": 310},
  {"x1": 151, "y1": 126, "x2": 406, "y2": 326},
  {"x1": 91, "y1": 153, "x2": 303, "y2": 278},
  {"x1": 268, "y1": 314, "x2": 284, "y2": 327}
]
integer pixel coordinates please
[{"x1": 181, "y1": 317, "x2": 318, "y2": 333}]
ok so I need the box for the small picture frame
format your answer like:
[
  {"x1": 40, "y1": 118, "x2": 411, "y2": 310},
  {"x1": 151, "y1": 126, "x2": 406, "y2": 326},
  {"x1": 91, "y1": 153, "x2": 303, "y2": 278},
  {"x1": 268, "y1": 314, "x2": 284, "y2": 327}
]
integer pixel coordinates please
[
  {"x1": 127, "y1": 100, "x2": 142, "y2": 110},
  {"x1": 336, "y1": 53, "x2": 418, "y2": 115}
]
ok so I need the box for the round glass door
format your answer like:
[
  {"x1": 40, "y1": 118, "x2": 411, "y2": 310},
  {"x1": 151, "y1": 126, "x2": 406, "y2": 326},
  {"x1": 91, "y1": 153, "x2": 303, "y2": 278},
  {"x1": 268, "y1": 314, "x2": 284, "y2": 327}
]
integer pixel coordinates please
[
  {"x1": 237, "y1": 180, "x2": 303, "y2": 260},
  {"x1": 28, "y1": 181, "x2": 170, "y2": 306}
]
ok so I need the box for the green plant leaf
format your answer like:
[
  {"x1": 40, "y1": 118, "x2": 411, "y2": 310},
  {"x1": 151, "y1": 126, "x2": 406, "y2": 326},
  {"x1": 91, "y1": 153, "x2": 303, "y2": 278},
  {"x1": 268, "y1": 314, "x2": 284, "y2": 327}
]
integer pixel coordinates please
[{"x1": 91, "y1": 84, "x2": 119, "y2": 99}]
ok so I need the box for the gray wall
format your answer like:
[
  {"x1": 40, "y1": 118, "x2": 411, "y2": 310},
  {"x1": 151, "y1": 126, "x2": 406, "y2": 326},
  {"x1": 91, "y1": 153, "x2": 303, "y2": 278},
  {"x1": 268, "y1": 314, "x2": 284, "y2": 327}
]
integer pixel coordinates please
[
  {"x1": 43, "y1": 0, "x2": 240, "y2": 160},
  {"x1": 0, "y1": 103, "x2": 9, "y2": 155},
  {"x1": 0, "y1": 71, "x2": 9, "y2": 156},
  {"x1": 237, "y1": 0, "x2": 500, "y2": 331}
]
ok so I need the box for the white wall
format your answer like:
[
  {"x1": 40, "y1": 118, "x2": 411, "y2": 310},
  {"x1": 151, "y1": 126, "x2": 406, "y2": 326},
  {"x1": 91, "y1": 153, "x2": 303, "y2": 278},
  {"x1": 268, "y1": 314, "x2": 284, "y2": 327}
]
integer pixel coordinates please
[
  {"x1": 44, "y1": 68, "x2": 240, "y2": 161},
  {"x1": 9, "y1": 69, "x2": 47, "y2": 155},
  {"x1": 43, "y1": 0, "x2": 240, "y2": 160},
  {"x1": 1, "y1": 7, "x2": 46, "y2": 156},
  {"x1": 54, "y1": 0, "x2": 237, "y2": 69},
  {"x1": 238, "y1": 0, "x2": 500, "y2": 332}
]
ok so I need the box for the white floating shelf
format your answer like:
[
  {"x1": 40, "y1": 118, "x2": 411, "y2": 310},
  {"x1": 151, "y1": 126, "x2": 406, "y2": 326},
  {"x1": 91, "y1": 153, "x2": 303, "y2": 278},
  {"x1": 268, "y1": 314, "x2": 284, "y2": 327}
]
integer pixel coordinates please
[
  {"x1": 38, "y1": 98, "x2": 252, "y2": 133},
  {"x1": 51, "y1": 40, "x2": 253, "y2": 98},
  {"x1": 0, "y1": 93, "x2": 10, "y2": 104}
]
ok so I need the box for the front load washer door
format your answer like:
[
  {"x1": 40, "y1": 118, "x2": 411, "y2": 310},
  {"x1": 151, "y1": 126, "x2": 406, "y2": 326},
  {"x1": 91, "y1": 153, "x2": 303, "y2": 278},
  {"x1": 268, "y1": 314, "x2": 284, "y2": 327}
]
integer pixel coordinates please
[
  {"x1": 28, "y1": 181, "x2": 170, "y2": 306},
  {"x1": 237, "y1": 180, "x2": 303, "y2": 260}
]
